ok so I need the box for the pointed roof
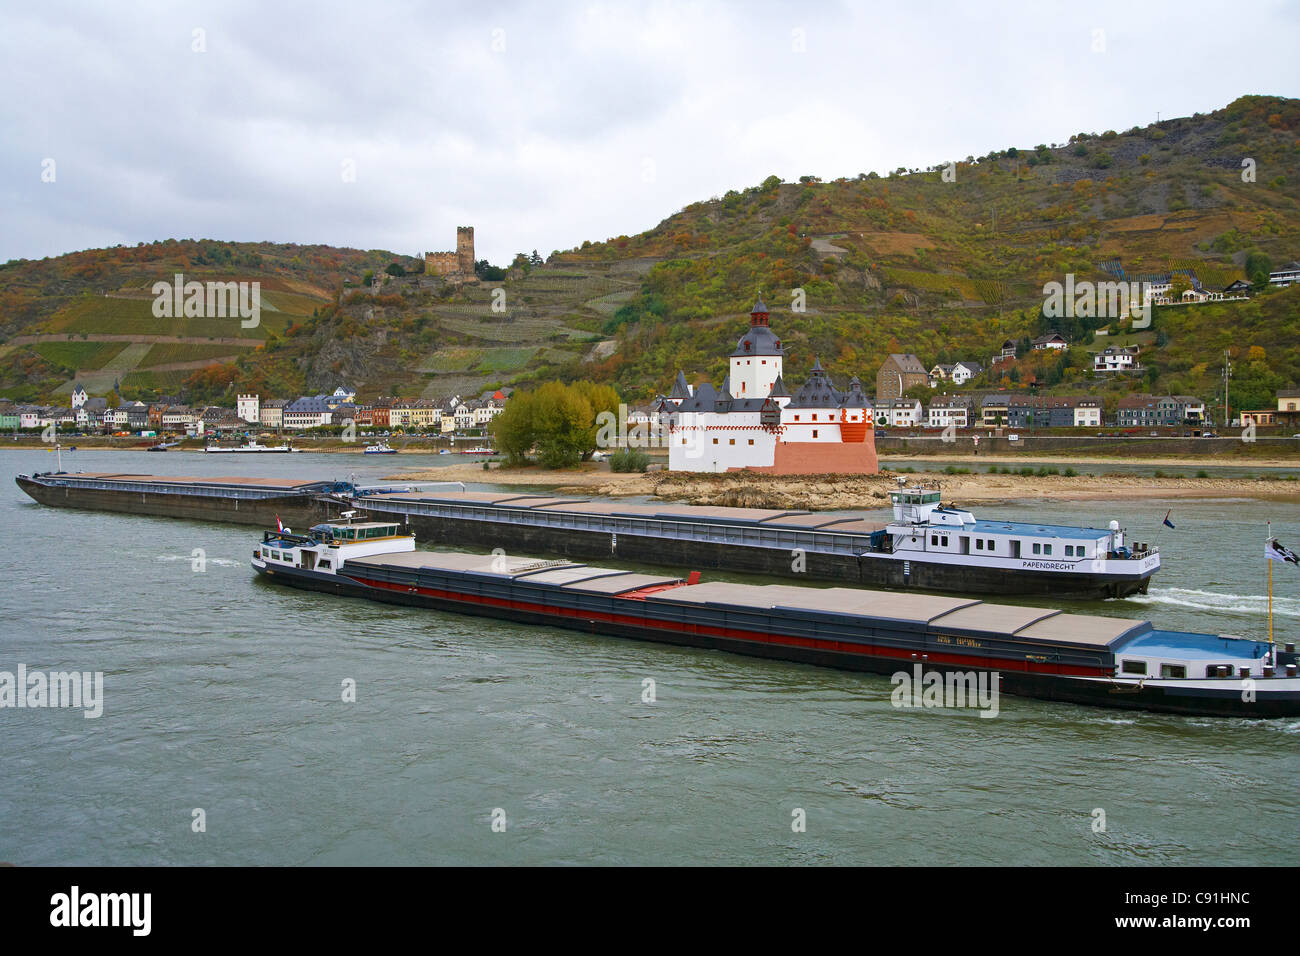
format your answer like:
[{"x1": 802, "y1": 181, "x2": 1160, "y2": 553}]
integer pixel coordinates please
[
  {"x1": 769, "y1": 373, "x2": 790, "y2": 398},
  {"x1": 668, "y1": 370, "x2": 691, "y2": 400},
  {"x1": 720, "y1": 374, "x2": 732, "y2": 397},
  {"x1": 677, "y1": 381, "x2": 719, "y2": 413},
  {"x1": 840, "y1": 376, "x2": 872, "y2": 409},
  {"x1": 788, "y1": 361, "x2": 842, "y2": 409},
  {"x1": 752, "y1": 295, "x2": 768, "y2": 314},
  {"x1": 731, "y1": 303, "x2": 783, "y2": 357}
]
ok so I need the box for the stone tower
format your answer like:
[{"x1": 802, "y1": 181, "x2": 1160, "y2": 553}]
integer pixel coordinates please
[{"x1": 456, "y1": 226, "x2": 475, "y2": 274}]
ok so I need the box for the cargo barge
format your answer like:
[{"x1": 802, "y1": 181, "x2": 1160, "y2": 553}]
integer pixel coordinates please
[
  {"x1": 251, "y1": 517, "x2": 1299, "y2": 718},
  {"x1": 341, "y1": 485, "x2": 1159, "y2": 599},
  {"x1": 15, "y1": 471, "x2": 349, "y2": 528},
  {"x1": 16, "y1": 471, "x2": 1159, "y2": 598}
]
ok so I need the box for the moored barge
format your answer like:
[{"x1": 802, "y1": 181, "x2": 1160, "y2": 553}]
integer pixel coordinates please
[
  {"x1": 15, "y1": 471, "x2": 350, "y2": 528},
  {"x1": 251, "y1": 518, "x2": 1298, "y2": 718}
]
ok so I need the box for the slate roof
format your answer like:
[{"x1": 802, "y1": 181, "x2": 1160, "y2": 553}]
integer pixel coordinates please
[{"x1": 787, "y1": 359, "x2": 843, "y2": 409}]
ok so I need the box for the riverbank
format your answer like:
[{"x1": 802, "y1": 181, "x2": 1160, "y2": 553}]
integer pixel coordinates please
[
  {"x1": 0, "y1": 436, "x2": 496, "y2": 454},
  {"x1": 390, "y1": 461, "x2": 1300, "y2": 507}
]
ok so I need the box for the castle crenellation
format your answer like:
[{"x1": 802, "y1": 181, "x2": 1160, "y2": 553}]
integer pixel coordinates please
[{"x1": 424, "y1": 226, "x2": 476, "y2": 282}]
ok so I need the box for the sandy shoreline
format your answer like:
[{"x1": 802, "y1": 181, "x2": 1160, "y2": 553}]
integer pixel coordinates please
[{"x1": 388, "y1": 462, "x2": 1300, "y2": 508}]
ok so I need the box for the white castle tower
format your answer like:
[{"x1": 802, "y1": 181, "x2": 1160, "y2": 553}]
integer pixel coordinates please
[{"x1": 728, "y1": 297, "x2": 784, "y2": 399}]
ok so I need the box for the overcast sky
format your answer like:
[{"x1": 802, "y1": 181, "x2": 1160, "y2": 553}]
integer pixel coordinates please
[{"x1": 3, "y1": 0, "x2": 1297, "y2": 267}]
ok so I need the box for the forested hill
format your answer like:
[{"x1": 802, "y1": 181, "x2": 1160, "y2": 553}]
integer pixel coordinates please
[
  {"x1": 1, "y1": 95, "x2": 1297, "y2": 413},
  {"x1": 559, "y1": 93, "x2": 1300, "y2": 411}
]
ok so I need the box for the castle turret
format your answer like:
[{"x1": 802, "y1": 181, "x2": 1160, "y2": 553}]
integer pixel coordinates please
[{"x1": 728, "y1": 296, "x2": 784, "y2": 399}]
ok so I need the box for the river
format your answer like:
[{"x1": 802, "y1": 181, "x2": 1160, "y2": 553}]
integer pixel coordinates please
[{"x1": 1, "y1": 448, "x2": 1296, "y2": 865}]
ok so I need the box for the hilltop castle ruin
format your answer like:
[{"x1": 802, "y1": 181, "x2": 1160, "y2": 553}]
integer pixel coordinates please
[{"x1": 425, "y1": 226, "x2": 477, "y2": 282}]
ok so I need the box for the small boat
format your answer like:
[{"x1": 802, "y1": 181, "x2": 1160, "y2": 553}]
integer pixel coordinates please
[
  {"x1": 363, "y1": 442, "x2": 397, "y2": 455},
  {"x1": 457, "y1": 446, "x2": 496, "y2": 455},
  {"x1": 205, "y1": 441, "x2": 296, "y2": 453},
  {"x1": 251, "y1": 522, "x2": 1300, "y2": 718}
]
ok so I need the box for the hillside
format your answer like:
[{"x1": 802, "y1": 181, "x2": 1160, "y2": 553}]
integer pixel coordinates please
[
  {"x1": 559, "y1": 94, "x2": 1300, "y2": 411},
  {"x1": 1, "y1": 94, "x2": 1297, "y2": 412}
]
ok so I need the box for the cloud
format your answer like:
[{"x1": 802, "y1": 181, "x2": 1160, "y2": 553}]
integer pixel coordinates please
[{"x1": 1, "y1": 0, "x2": 1297, "y2": 265}]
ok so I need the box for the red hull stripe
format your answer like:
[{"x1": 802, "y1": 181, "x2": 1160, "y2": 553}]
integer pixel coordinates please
[{"x1": 345, "y1": 574, "x2": 1107, "y2": 678}]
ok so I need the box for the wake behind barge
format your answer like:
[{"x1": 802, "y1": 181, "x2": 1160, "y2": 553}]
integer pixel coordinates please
[{"x1": 251, "y1": 517, "x2": 1298, "y2": 718}]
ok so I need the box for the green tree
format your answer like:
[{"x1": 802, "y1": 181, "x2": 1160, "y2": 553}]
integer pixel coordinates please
[
  {"x1": 903, "y1": 383, "x2": 933, "y2": 402},
  {"x1": 531, "y1": 382, "x2": 594, "y2": 468},
  {"x1": 1246, "y1": 251, "x2": 1273, "y2": 289},
  {"x1": 384, "y1": 262, "x2": 406, "y2": 277},
  {"x1": 490, "y1": 394, "x2": 536, "y2": 465}
]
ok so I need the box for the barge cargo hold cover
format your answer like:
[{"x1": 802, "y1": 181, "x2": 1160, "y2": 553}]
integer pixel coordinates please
[
  {"x1": 340, "y1": 487, "x2": 1159, "y2": 599},
  {"x1": 15, "y1": 472, "x2": 348, "y2": 528}
]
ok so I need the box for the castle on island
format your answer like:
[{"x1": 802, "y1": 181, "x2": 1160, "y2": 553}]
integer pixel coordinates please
[{"x1": 660, "y1": 298, "x2": 879, "y2": 474}]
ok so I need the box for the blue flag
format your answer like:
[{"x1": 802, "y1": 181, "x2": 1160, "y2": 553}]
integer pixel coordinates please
[{"x1": 1162, "y1": 510, "x2": 1175, "y2": 529}]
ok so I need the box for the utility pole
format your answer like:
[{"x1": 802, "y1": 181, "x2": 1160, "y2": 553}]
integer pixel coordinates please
[{"x1": 1223, "y1": 349, "x2": 1232, "y2": 428}]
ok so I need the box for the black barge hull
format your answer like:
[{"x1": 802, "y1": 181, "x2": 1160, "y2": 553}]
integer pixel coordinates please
[
  {"x1": 16, "y1": 474, "x2": 331, "y2": 529},
  {"x1": 253, "y1": 560, "x2": 1294, "y2": 718}
]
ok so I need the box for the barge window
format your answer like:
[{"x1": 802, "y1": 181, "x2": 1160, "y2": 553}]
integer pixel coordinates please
[
  {"x1": 1160, "y1": 664, "x2": 1186, "y2": 679},
  {"x1": 986, "y1": 539, "x2": 994, "y2": 550},
  {"x1": 1121, "y1": 660, "x2": 1147, "y2": 675},
  {"x1": 931, "y1": 535, "x2": 938, "y2": 546},
  {"x1": 319, "y1": 560, "x2": 331, "y2": 569},
  {"x1": 1043, "y1": 544, "x2": 1052, "y2": 555},
  {"x1": 1032, "y1": 543, "x2": 1041, "y2": 555},
  {"x1": 976, "y1": 539, "x2": 983, "y2": 550}
]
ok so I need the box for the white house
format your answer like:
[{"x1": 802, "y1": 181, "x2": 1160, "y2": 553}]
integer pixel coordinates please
[
  {"x1": 927, "y1": 396, "x2": 971, "y2": 428},
  {"x1": 283, "y1": 396, "x2": 333, "y2": 429},
  {"x1": 1094, "y1": 346, "x2": 1141, "y2": 373},
  {"x1": 236, "y1": 393, "x2": 260, "y2": 424},
  {"x1": 1032, "y1": 332, "x2": 1068, "y2": 350},
  {"x1": 71, "y1": 383, "x2": 88, "y2": 409},
  {"x1": 950, "y1": 361, "x2": 983, "y2": 385},
  {"x1": 1268, "y1": 262, "x2": 1300, "y2": 287},
  {"x1": 882, "y1": 398, "x2": 923, "y2": 427},
  {"x1": 1073, "y1": 398, "x2": 1103, "y2": 427}
]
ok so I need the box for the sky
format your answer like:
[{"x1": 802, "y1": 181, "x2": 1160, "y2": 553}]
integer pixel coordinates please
[{"x1": 2, "y1": 0, "x2": 1297, "y2": 267}]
